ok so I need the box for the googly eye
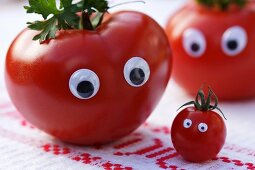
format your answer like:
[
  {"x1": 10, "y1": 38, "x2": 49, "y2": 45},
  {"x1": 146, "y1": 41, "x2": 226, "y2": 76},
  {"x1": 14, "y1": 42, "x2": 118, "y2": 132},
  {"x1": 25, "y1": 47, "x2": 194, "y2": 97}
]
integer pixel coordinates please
[
  {"x1": 183, "y1": 28, "x2": 206, "y2": 58},
  {"x1": 124, "y1": 57, "x2": 150, "y2": 87},
  {"x1": 221, "y1": 26, "x2": 247, "y2": 56},
  {"x1": 69, "y1": 69, "x2": 100, "y2": 99},
  {"x1": 198, "y1": 123, "x2": 208, "y2": 133},
  {"x1": 183, "y1": 119, "x2": 192, "y2": 128}
]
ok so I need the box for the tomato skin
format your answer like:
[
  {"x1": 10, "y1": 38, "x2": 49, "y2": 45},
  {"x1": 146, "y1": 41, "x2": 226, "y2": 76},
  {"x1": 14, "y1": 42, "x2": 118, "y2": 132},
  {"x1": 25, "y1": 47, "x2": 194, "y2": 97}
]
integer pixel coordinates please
[
  {"x1": 171, "y1": 107, "x2": 226, "y2": 162},
  {"x1": 166, "y1": 2, "x2": 255, "y2": 100},
  {"x1": 5, "y1": 11, "x2": 172, "y2": 145}
]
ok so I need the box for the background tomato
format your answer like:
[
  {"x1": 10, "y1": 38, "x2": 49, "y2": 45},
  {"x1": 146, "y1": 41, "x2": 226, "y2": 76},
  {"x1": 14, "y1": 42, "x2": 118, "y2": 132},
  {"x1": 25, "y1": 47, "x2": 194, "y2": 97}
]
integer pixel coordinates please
[
  {"x1": 166, "y1": 1, "x2": 255, "y2": 100},
  {"x1": 171, "y1": 106, "x2": 227, "y2": 162},
  {"x1": 5, "y1": 11, "x2": 172, "y2": 145}
]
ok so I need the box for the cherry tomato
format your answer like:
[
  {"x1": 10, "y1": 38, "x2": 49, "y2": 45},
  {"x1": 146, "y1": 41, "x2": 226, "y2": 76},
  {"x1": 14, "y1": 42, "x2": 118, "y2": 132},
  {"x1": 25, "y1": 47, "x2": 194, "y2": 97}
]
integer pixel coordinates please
[
  {"x1": 5, "y1": 11, "x2": 172, "y2": 145},
  {"x1": 171, "y1": 87, "x2": 226, "y2": 162},
  {"x1": 165, "y1": 1, "x2": 255, "y2": 100}
]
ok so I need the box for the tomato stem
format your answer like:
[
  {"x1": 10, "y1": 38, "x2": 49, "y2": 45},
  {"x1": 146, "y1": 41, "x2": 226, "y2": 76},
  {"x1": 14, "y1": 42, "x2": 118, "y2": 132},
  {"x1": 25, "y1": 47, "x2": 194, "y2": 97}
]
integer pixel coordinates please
[
  {"x1": 177, "y1": 86, "x2": 227, "y2": 120},
  {"x1": 81, "y1": 11, "x2": 94, "y2": 30},
  {"x1": 196, "y1": 0, "x2": 247, "y2": 10}
]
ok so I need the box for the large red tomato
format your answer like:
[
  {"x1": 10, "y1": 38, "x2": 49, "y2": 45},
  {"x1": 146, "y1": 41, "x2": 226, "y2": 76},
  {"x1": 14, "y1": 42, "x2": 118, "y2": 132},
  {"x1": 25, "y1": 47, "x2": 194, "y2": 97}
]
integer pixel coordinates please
[
  {"x1": 5, "y1": 11, "x2": 172, "y2": 145},
  {"x1": 166, "y1": 1, "x2": 255, "y2": 100}
]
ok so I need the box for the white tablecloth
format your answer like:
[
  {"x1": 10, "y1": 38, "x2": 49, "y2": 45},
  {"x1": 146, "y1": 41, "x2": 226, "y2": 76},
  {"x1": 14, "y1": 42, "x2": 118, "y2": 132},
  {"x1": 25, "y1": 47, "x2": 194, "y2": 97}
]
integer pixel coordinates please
[{"x1": 1, "y1": 1, "x2": 255, "y2": 170}]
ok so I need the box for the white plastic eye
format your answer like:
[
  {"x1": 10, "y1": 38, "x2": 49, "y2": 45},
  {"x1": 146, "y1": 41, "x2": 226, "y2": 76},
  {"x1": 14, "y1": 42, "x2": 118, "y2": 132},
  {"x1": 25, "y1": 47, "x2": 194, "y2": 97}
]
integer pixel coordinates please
[
  {"x1": 183, "y1": 119, "x2": 192, "y2": 128},
  {"x1": 183, "y1": 28, "x2": 206, "y2": 58},
  {"x1": 124, "y1": 57, "x2": 150, "y2": 87},
  {"x1": 221, "y1": 26, "x2": 247, "y2": 56},
  {"x1": 69, "y1": 69, "x2": 100, "y2": 99},
  {"x1": 198, "y1": 123, "x2": 208, "y2": 133}
]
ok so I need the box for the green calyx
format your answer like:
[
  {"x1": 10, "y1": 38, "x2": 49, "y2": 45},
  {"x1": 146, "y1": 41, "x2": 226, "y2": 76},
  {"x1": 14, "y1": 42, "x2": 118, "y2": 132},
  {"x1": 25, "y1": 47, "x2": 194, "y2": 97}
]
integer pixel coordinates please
[
  {"x1": 25, "y1": 0, "x2": 109, "y2": 43},
  {"x1": 178, "y1": 86, "x2": 227, "y2": 120},
  {"x1": 196, "y1": 0, "x2": 247, "y2": 10}
]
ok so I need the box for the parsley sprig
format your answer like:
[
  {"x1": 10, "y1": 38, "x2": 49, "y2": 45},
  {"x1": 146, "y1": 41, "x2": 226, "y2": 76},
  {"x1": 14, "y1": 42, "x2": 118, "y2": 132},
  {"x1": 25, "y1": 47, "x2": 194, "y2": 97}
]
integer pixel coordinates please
[
  {"x1": 196, "y1": 0, "x2": 247, "y2": 10},
  {"x1": 25, "y1": 0, "x2": 109, "y2": 43}
]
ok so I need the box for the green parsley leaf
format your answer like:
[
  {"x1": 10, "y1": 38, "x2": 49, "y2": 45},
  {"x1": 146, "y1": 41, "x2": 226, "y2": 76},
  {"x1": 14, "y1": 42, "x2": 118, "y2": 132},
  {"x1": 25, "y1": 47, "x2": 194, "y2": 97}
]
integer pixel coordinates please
[
  {"x1": 26, "y1": 0, "x2": 81, "y2": 43},
  {"x1": 25, "y1": 0, "x2": 109, "y2": 43},
  {"x1": 60, "y1": 0, "x2": 73, "y2": 8},
  {"x1": 28, "y1": 18, "x2": 58, "y2": 42},
  {"x1": 24, "y1": 0, "x2": 60, "y2": 19}
]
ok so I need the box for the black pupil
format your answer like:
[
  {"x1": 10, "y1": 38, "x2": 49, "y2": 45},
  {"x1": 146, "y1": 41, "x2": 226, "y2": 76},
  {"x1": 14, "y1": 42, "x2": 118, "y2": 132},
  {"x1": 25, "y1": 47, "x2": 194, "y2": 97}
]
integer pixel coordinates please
[
  {"x1": 130, "y1": 68, "x2": 145, "y2": 85},
  {"x1": 227, "y1": 40, "x2": 238, "y2": 50},
  {"x1": 191, "y1": 42, "x2": 200, "y2": 52},
  {"x1": 77, "y1": 81, "x2": 94, "y2": 98},
  {"x1": 187, "y1": 122, "x2": 190, "y2": 126},
  {"x1": 201, "y1": 126, "x2": 205, "y2": 130}
]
